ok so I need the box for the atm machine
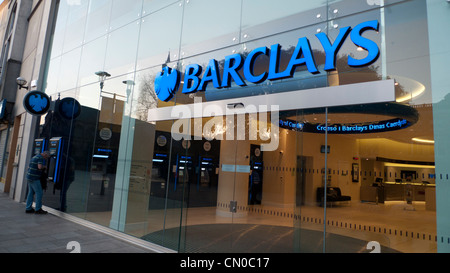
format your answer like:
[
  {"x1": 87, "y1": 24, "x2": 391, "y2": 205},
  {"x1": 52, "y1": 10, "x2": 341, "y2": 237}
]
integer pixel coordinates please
[
  {"x1": 174, "y1": 155, "x2": 193, "y2": 191},
  {"x1": 34, "y1": 139, "x2": 46, "y2": 155},
  {"x1": 249, "y1": 145, "x2": 263, "y2": 205},
  {"x1": 47, "y1": 137, "x2": 63, "y2": 184},
  {"x1": 150, "y1": 153, "x2": 169, "y2": 197},
  {"x1": 197, "y1": 156, "x2": 215, "y2": 191}
]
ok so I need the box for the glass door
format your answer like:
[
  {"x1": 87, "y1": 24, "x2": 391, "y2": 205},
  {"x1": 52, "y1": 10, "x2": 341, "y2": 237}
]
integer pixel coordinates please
[
  {"x1": 218, "y1": 110, "x2": 301, "y2": 253},
  {"x1": 145, "y1": 79, "x2": 397, "y2": 253},
  {"x1": 179, "y1": 109, "x2": 308, "y2": 253}
]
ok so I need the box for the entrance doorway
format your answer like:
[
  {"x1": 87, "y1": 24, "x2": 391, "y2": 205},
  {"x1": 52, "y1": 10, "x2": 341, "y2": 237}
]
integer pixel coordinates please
[{"x1": 139, "y1": 80, "x2": 429, "y2": 253}]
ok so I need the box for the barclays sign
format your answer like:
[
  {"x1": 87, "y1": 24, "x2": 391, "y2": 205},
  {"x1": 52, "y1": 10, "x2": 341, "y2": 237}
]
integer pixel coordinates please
[{"x1": 155, "y1": 20, "x2": 380, "y2": 102}]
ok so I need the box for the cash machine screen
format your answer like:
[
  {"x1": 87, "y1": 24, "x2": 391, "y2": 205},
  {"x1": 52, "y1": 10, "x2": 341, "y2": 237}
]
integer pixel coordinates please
[{"x1": 48, "y1": 138, "x2": 63, "y2": 183}]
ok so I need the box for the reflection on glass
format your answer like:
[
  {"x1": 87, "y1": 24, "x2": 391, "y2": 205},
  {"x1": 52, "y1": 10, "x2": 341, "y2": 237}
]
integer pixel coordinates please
[
  {"x1": 384, "y1": 0, "x2": 432, "y2": 105},
  {"x1": 84, "y1": 0, "x2": 112, "y2": 43},
  {"x1": 62, "y1": 0, "x2": 88, "y2": 53},
  {"x1": 109, "y1": 0, "x2": 143, "y2": 31},
  {"x1": 135, "y1": 65, "x2": 177, "y2": 111},
  {"x1": 133, "y1": 68, "x2": 160, "y2": 120},
  {"x1": 104, "y1": 21, "x2": 140, "y2": 78},
  {"x1": 40, "y1": 0, "x2": 439, "y2": 253},
  {"x1": 44, "y1": 57, "x2": 61, "y2": 95},
  {"x1": 39, "y1": 89, "x2": 95, "y2": 219},
  {"x1": 78, "y1": 36, "x2": 108, "y2": 87},
  {"x1": 142, "y1": 0, "x2": 180, "y2": 16},
  {"x1": 327, "y1": 0, "x2": 405, "y2": 19},
  {"x1": 50, "y1": 1, "x2": 70, "y2": 59},
  {"x1": 57, "y1": 48, "x2": 82, "y2": 93},
  {"x1": 180, "y1": 0, "x2": 241, "y2": 57},
  {"x1": 324, "y1": 10, "x2": 382, "y2": 87},
  {"x1": 137, "y1": 3, "x2": 183, "y2": 70},
  {"x1": 242, "y1": 0, "x2": 324, "y2": 29}
]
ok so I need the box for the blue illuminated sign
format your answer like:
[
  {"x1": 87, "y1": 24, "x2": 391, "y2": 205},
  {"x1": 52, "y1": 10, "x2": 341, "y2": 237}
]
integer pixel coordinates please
[
  {"x1": 0, "y1": 99, "x2": 6, "y2": 119},
  {"x1": 155, "y1": 66, "x2": 180, "y2": 102},
  {"x1": 59, "y1": 97, "x2": 81, "y2": 120},
  {"x1": 313, "y1": 119, "x2": 409, "y2": 134},
  {"x1": 279, "y1": 118, "x2": 411, "y2": 134},
  {"x1": 155, "y1": 20, "x2": 380, "y2": 102},
  {"x1": 279, "y1": 119, "x2": 304, "y2": 130},
  {"x1": 23, "y1": 91, "x2": 51, "y2": 116}
]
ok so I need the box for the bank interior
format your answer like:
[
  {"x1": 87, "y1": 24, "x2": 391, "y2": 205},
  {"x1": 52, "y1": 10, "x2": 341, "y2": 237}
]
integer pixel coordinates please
[{"x1": 54, "y1": 99, "x2": 434, "y2": 253}]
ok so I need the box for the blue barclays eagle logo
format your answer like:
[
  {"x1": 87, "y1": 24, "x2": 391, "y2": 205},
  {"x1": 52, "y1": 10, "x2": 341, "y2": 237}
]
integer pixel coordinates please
[
  {"x1": 61, "y1": 99, "x2": 77, "y2": 117},
  {"x1": 61, "y1": 99, "x2": 75, "y2": 116},
  {"x1": 58, "y1": 97, "x2": 81, "y2": 119},
  {"x1": 29, "y1": 94, "x2": 49, "y2": 112},
  {"x1": 23, "y1": 91, "x2": 50, "y2": 115},
  {"x1": 155, "y1": 66, "x2": 180, "y2": 102}
]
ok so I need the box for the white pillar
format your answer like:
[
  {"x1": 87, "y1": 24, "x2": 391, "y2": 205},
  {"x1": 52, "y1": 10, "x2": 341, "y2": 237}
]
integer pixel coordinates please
[{"x1": 427, "y1": 0, "x2": 450, "y2": 253}]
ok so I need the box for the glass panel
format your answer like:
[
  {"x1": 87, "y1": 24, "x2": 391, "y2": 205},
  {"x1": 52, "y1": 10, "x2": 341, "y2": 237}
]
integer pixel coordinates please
[
  {"x1": 44, "y1": 56, "x2": 61, "y2": 95},
  {"x1": 133, "y1": 65, "x2": 177, "y2": 113},
  {"x1": 327, "y1": 9, "x2": 382, "y2": 84},
  {"x1": 384, "y1": 2, "x2": 432, "y2": 105},
  {"x1": 328, "y1": 0, "x2": 406, "y2": 19},
  {"x1": 78, "y1": 35, "x2": 108, "y2": 87},
  {"x1": 104, "y1": 21, "x2": 140, "y2": 78},
  {"x1": 186, "y1": 24, "x2": 329, "y2": 103},
  {"x1": 62, "y1": 0, "x2": 88, "y2": 54},
  {"x1": 322, "y1": 0, "x2": 436, "y2": 253},
  {"x1": 137, "y1": 121, "x2": 170, "y2": 247},
  {"x1": 109, "y1": 0, "x2": 143, "y2": 31},
  {"x1": 174, "y1": 108, "x2": 330, "y2": 253},
  {"x1": 132, "y1": 67, "x2": 163, "y2": 119},
  {"x1": 241, "y1": 0, "x2": 327, "y2": 41},
  {"x1": 322, "y1": 103, "x2": 434, "y2": 253},
  {"x1": 84, "y1": 0, "x2": 112, "y2": 44},
  {"x1": 173, "y1": 45, "x2": 241, "y2": 105},
  {"x1": 57, "y1": 47, "x2": 82, "y2": 93},
  {"x1": 130, "y1": 116, "x2": 190, "y2": 251},
  {"x1": 189, "y1": 116, "x2": 235, "y2": 252},
  {"x1": 41, "y1": 0, "x2": 441, "y2": 254},
  {"x1": 84, "y1": 74, "x2": 131, "y2": 227},
  {"x1": 39, "y1": 88, "x2": 97, "y2": 219},
  {"x1": 164, "y1": 120, "x2": 192, "y2": 251},
  {"x1": 49, "y1": 0, "x2": 69, "y2": 59},
  {"x1": 428, "y1": 0, "x2": 450, "y2": 254},
  {"x1": 294, "y1": 108, "x2": 326, "y2": 253},
  {"x1": 180, "y1": 0, "x2": 241, "y2": 58},
  {"x1": 65, "y1": 84, "x2": 101, "y2": 219},
  {"x1": 142, "y1": 0, "x2": 181, "y2": 16},
  {"x1": 137, "y1": 3, "x2": 183, "y2": 71}
]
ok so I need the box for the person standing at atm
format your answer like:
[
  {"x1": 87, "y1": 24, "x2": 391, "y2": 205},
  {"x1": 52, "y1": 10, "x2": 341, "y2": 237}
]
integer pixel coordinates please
[{"x1": 25, "y1": 151, "x2": 51, "y2": 214}]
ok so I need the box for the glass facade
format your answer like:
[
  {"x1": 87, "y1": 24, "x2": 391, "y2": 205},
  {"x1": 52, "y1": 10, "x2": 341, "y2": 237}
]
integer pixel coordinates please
[{"x1": 37, "y1": 0, "x2": 450, "y2": 253}]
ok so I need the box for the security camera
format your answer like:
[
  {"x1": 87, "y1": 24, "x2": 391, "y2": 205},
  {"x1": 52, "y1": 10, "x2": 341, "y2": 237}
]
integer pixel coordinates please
[
  {"x1": 16, "y1": 77, "x2": 29, "y2": 90},
  {"x1": 16, "y1": 77, "x2": 27, "y2": 86}
]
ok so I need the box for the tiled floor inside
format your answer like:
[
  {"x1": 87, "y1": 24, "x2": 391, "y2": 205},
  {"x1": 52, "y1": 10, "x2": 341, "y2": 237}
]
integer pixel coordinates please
[{"x1": 74, "y1": 200, "x2": 438, "y2": 253}]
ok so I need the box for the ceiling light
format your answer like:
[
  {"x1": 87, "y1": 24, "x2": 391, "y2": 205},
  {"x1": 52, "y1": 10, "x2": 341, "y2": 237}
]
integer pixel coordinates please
[
  {"x1": 393, "y1": 75, "x2": 426, "y2": 103},
  {"x1": 412, "y1": 137, "x2": 434, "y2": 144}
]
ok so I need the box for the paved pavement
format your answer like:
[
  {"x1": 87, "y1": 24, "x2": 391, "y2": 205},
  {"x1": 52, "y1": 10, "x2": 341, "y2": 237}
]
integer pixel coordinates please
[{"x1": 0, "y1": 193, "x2": 163, "y2": 253}]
